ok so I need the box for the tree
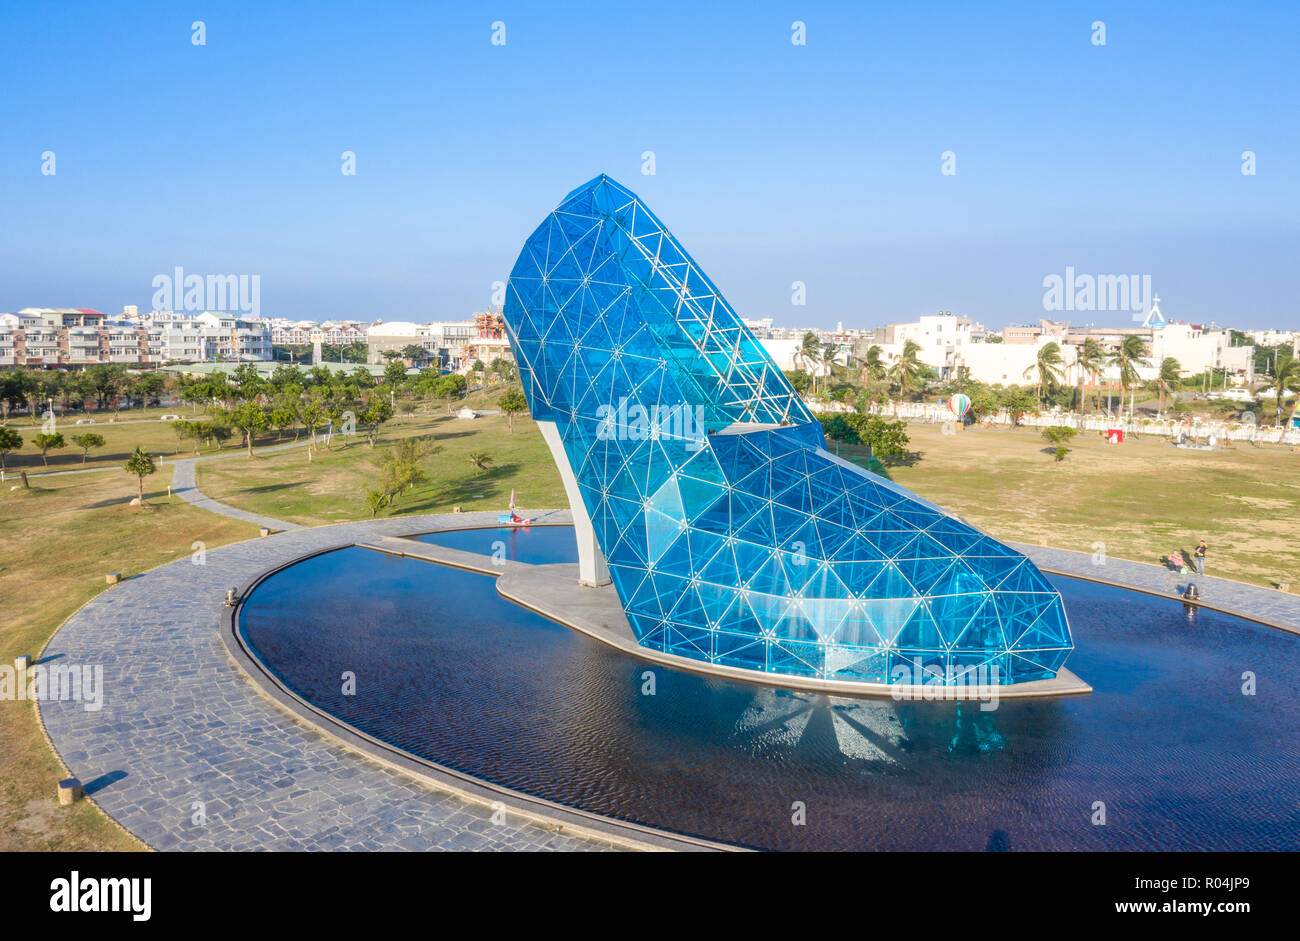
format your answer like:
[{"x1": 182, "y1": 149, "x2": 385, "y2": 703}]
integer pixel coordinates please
[
  {"x1": 1267, "y1": 354, "x2": 1300, "y2": 420},
  {"x1": 499, "y1": 387, "x2": 528, "y2": 432},
  {"x1": 855, "y1": 415, "x2": 910, "y2": 460},
  {"x1": 33, "y1": 431, "x2": 66, "y2": 467},
  {"x1": 1108, "y1": 334, "x2": 1151, "y2": 422},
  {"x1": 0, "y1": 426, "x2": 22, "y2": 469},
  {"x1": 1000, "y1": 387, "x2": 1038, "y2": 427},
  {"x1": 797, "y1": 332, "x2": 823, "y2": 394},
  {"x1": 1075, "y1": 337, "x2": 1107, "y2": 413},
  {"x1": 208, "y1": 421, "x2": 234, "y2": 450},
  {"x1": 783, "y1": 369, "x2": 811, "y2": 395},
  {"x1": 136, "y1": 370, "x2": 166, "y2": 407},
  {"x1": 360, "y1": 398, "x2": 395, "y2": 447},
  {"x1": 886, "y1": 340, "x2": 925, "y2": 401},
  {"x1": 383, "y1": 360, "x2": 408, "y2": 386},
  {"x1": 434, "y1": 373, "x2": 468, "y2": 413},
  {"x1": 174, "y1": 420, "x2": 201, "y2": 454},
  {"x1": 85, "y1": 364, "x2": 126, "y2": 410},
  {"x1": 229, "y1": 402, "x2": 268, "y2": 456},
  {"x1": 1151, "y1": 357, "x2": 1181, "y2": 413},
  {"x1": 362, "y1": 437, "x2": 440, "y2": 516},
  {"x1": 230, "y1": 363, "x2": 266, "y2": 402},
  {"x1": 300, "y1": 396, "x2": 327, "y2": 446},
  {"x1": 70, "y1": 431, "x2": 106, "y2": 464},
  {"x1": 861, "y1": 345, "x2": 885, "y2": 383},
  {"x1": 268, "y1": 363, "x2": 302, "y2": 392},
  {"x1": 467, "y1": 451, "x2": 494, "y2": 473},
  {"x1": 269, "y1": 404, "x2": 297, "y2": 440},
  {"x1": 1023, "y1": 342, "x2": 1065, "y2": 405},
  {"x1": 818, "y1": 413, "x2": 860, "y2": 445},
  {"x1": 0, "y1": 370, "x2": 38, "y2": 420},
  {"x1": 124, "y1": 445, "x2": 156, "y2": 505},
  {"x1": 363, "y1": 488, "x2": 389, "y2": 518},
  {"x1": 1041, "y1": 425, "x2": 1077, "y2": 446}
]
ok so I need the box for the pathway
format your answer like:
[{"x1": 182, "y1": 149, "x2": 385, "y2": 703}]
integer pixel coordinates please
[
  {"x1": 38, "y1": 511, "x2": 619, "y2": 851},
  {"x1": 1016, "y1": 543, "x2": 1300, "y2": 634}
]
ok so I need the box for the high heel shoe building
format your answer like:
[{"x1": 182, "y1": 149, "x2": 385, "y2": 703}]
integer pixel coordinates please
[{"x1": 502, "y1": 175, "x2": 1073, "y2": 687}]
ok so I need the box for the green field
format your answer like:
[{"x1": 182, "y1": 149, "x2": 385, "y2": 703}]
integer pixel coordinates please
[
  {"x1": 196, "y1": 411, "x2": 566, "y2": 526},
  {"x1": 2, "y1": 405, "x2": 215, "y2": 474},
  {"x1": 0, "y1": 466, "x2": 256, "y2": 850},
  {"x1": 864, "y1": 423, "x2": 1300, "y2": 588}
]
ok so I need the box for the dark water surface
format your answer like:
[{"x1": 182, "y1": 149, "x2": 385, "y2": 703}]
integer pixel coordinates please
[{"x1": 240, "y1": 526, "x2": 1300, "y2": 850}]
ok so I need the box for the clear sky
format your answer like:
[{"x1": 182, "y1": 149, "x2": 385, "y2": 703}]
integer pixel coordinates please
[{"x1": 1, "y1": 1, "x2": 1296, "y2": 330}]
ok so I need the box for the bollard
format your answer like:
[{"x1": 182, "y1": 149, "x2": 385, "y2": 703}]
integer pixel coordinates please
[
  {"x1": 105, "y1": 572, "x2": 122, "y2": 585},
  {"x1": 259, "y1": 527, "x2": 271, "y2": 537},
  {"x1": 58, "y1": 778, "x2": 83, "y2": 806},
  {"x1": 1280, "y1": 581, "x2": 1291, "y2": 593}
]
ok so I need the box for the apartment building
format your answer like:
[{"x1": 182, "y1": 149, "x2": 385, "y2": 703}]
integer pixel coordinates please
[{"x1": 0, "y1": 309, "x2": 272, "y2": 367}]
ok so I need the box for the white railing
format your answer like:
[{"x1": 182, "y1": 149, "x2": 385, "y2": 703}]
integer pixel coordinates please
[{"x1": 865, "y1": 402, "x2": 1300, "y2": 446}]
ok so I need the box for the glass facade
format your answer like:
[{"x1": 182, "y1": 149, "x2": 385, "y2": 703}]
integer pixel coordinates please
[{"x1": 503, "y1": 175, "x2": 1073, "y2": 685}]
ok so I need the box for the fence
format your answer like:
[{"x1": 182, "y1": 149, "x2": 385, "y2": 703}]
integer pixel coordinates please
[{"x1": 853, "y1": 401, "x2": 1300, "y2": 447}]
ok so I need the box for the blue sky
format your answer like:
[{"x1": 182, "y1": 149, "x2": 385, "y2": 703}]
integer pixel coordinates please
[{"x1": 1, "y1": 1, "x2": 1296, "y2": 329}]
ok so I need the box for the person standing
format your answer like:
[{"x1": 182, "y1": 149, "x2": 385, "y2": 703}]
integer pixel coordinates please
[{"x1": 1194, "y1": 540, "x2": 1207, "y2": 576}]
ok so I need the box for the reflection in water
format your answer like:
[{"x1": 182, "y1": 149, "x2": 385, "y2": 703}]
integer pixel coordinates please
[
  {"x1": 947, "y1": 705, "x2": 1006, "y2": 754},
  {"x1": 239, "y1": 536, "x2": 1300, "y2": 851},
  {"x1": 731, "y1": 690, "x2": 907, "y2": 765}
]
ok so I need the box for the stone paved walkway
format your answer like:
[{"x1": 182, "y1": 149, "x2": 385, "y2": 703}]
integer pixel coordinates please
[
  {"x1": 1015, "y1": 543, "x2": 1300, "y2": 634},
  {"x1": 39, "y1": 511, "x2": 616, "y2": 851},
  {"x1": 171, "y1": 459, "x2": 302, "y2": 531}
]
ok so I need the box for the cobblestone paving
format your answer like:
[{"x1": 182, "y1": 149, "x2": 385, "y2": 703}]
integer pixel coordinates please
[
  {"x1": 1016, "y1": 543, "x2": 1300, "y2": 633},
  {"x1": 39, "y1": 512, "x2": 613, "y2": 851},
  {"x1": 171, "y1": 459, "x2": 303, "y2": 531}
]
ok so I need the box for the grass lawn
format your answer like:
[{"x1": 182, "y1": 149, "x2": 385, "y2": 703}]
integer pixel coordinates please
[
  {"x1": 0, "y1": 467, "x2": 257, "y2": 850},
  {"x1": 199, "y1": 409, "x2": 1299, "y2": 588},
  {"x1": 2, "y1": 404, "x2": 215, "y2": 474},
  {"x1": 197, "y1": 411, "x2": 566, "y2": 526},
  {"x1": 853, "y1": 423, "x2": 1299, "y2": 588}
]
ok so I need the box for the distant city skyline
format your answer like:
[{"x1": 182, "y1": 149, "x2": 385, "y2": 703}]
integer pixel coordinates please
[{"x1": 2, "y1": 1, "x2": 1296, "y2": 330}]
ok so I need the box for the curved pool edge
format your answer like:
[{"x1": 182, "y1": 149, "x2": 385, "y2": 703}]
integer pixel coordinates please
[
  {"x1": 225, "y1": 545, "x2": 739, "y2": 853},
  {"x1": 36, "y1": 509, "x2": 1299, "y2": 852}
]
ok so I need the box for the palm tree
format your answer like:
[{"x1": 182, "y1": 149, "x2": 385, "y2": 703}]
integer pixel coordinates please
[
  {"x1": 124, "y1": 445, "x2": 156, "y2": 506},
  {"x1": 797, "y1": 332, "x2": 823, "y2": 394},
  {"x1": 1267, "y1": 353, "x2": 1300, "y2": 420},
  {"x1": 1108, "y1": 334, "x2": 1151, "y2": 422},
  {"x1": 467, "y1": 451, "x2": 494, "y2": 473},
  {"x1": 1075, "y1": 338, "x2": 1107, "y2": 413},
  {"x1": 1023, "y1": 342, "x2": 1065, "y2": 406},
  {"x1": 887, "y1": 340, "x2": 925, "y2": 402},
  {"x1": 861, "y1": 345, "x2": 885, "y2": 384},
  {"x1": 1151, "y1": 356, "x2": 1181, "y2": 414}
]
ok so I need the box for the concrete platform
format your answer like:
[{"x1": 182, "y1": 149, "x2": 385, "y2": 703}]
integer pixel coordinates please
[{"x1": 494, "y1": 562, "x2": 1092, "y2": 701}]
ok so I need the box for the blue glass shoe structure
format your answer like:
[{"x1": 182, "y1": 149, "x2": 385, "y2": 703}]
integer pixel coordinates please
[{"x1": 503, "y1": 175, "x2": 1073, "y2": 686}]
